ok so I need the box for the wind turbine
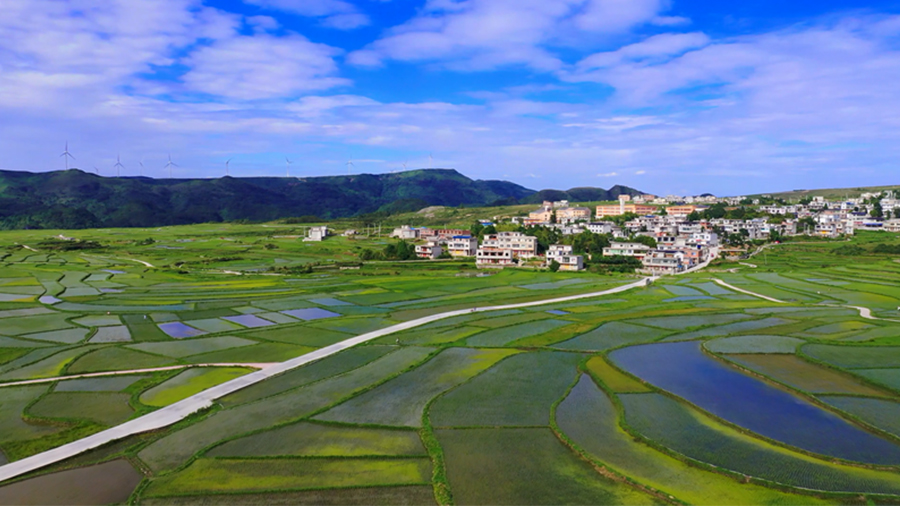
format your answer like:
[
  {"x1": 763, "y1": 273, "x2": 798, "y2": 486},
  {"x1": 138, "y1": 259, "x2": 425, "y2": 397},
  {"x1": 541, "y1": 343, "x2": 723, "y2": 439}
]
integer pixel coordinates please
[
  {"x1": 93, "y1": 166, "x2": 100, "y2": 175},
  {"x1": 139, "y1": 158, "x2": 145, "y2": 177},
  {"x1": 113, "y1": 154, "x2": 125, "y2": 178},
  {"x1": 60, "y1": 141, "x2": 75, "y2": 170},
  {"x1": 164, "y1": 154, "x2": 178, "y2": 178},
  {"x1": 346, "y1": 158, "x2": 355, "y2": 175},
  {"x1": 285, "y1": 157, "x2": 292, "y2": 177},
  {"x1": 428, "y1": 153, "x2": 433, "y2": 169},
  {"x1": 225, "y1": 158, "x2": 232, "y2": 177}
]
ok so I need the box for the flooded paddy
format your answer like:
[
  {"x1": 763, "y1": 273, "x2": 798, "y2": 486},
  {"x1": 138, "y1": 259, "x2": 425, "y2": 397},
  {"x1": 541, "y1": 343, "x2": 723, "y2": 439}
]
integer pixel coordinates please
[
  {"x1": 0, "y1": 459, "x2": 142, "y2": 505},
  {"x1": 610, "y1": 341, "x2": 900, "y2": 465}
]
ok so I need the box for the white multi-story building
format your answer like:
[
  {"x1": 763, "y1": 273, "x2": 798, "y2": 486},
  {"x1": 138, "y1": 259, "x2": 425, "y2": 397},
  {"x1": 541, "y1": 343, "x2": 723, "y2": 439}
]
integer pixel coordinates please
[
  {"x1": 415, "y1": 242, "x2": 443, "y2": 259},
  {"x1": 305, "y1": 226, "x2": 329, "y2": 242},
  {"x1": 546, "y1": 244, "x2": 584, "y2": 271},
  {"x1": 586, "y1": 222, "x2": 616, "y2": 235},
  {"x1": 481, "y1": 232, "x2": 538, "y2": 258},
  {"x1": 689, "y1": 232, "x2": 719, "y2": 247},
  {"x1": 391, "y1": 226, "x2": 419, "y2": 240},
  {"x1": 476, "y1": 248, "x2": 514, "y2": 268},
  {"x1": 603, "y1": 242, "x2": 652, "y2": 259},
  {"x1": 641, "y1": 249, "x2": 687, "y2": 275},
  {"x1": 446, "y1": 236, "x2": 478, "y2": 257}
]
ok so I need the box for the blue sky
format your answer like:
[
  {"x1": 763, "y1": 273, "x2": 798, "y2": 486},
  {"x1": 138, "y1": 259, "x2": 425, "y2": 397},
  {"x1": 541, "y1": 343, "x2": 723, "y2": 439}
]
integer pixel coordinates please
[{"x1": 1, "y1": 0, "x2": 899, "y2": 195}]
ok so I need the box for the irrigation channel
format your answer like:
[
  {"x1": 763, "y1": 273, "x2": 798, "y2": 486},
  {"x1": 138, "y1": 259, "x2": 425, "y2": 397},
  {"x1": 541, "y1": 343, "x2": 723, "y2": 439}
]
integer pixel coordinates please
[{"x1": 0, "y1": 276, "x2": 655, "y2": 484}]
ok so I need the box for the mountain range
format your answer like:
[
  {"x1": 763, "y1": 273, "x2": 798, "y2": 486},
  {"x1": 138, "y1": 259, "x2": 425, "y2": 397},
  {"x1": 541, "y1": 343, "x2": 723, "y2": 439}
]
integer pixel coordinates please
[{"x1": 0, "y1": 168, "x2": 641, "y2": 229}]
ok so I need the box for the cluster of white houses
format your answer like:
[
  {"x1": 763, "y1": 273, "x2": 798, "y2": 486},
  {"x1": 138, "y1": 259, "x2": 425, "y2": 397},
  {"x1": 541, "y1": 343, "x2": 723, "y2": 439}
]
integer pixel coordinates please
[
  {"x1": 389, "y1": 225, "x2": 585, "y2": 271},
  {"x1": 369, "y1": 191, "x2": 900, "y2": 274}
]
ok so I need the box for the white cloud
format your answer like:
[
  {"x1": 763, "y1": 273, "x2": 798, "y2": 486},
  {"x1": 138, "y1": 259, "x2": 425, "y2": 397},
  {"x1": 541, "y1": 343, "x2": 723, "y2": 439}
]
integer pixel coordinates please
[
  {"x1": 572, "y1": 0, "x2": 683, "y2": 32},
  {"x1": 598, "y1": 171, "x2": 619, "y2": 177},
  {"x1": 181, "y1": 34, "x2": 348, "y2": 100},
  {"x1": 0, "y1": 0, "x2": 240, "y2": 108},
  {"x1": 577, "y1": 32, "x2": 710, "y2": 69},
  {"x1": 243, "y1": 0, "x2": 369, "y2": 29},
  {"x1": 2, "y1": 3, "x2": 900, "y2": 197},
  {"x1": 287, "y1": 95, "x2": 381, "y2": 117},
  {"x1": 348, "y1": 0, "x2": 678, "y2": 70},
  {"x1": 246, "y1": 15, "x2": 279, "y2": 32}
]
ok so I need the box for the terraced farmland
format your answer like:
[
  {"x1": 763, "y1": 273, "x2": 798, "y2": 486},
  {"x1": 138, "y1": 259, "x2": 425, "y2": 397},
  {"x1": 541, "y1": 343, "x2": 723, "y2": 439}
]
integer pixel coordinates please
[{"x1": 0, "y1": 225, "x2": 900, "y2": 504}]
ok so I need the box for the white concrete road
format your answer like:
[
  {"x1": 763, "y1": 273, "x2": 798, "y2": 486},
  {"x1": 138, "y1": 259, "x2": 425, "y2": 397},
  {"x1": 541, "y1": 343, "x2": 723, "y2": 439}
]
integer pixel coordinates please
[
  {"x1": 844, "y1": 305, "x2": 900, "y2": 323},
  {"x1": 713, "y1": 278, "x2": 787, "y2": 304},
  {"x1": 0, "y1": 363, "x2": 279, "y2": 389},
  {"x1": 0, "y1": 276, "x2": 654, "y2": 484},
  {"x1": 713, "y1": 279, "x2": 900, "y2": 323}
]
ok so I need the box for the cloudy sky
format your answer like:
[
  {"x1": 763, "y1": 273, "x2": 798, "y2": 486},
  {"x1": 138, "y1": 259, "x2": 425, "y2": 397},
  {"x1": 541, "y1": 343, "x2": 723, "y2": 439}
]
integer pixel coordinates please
[{"x1": 1, "y1": 0, "x2": 899, "y2": 195}]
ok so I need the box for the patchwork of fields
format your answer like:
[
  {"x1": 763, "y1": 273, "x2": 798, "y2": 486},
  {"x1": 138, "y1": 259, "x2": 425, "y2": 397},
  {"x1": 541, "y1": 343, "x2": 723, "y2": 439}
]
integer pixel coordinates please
[{"x1": 2, "y1": 226, "x2": 900, "y2": 505}]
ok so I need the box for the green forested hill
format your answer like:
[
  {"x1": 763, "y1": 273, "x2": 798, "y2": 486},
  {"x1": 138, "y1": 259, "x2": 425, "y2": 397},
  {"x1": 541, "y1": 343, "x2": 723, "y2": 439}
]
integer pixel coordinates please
[{"x1": 0, "y1": 168, "x2": 640, "y2": 229}]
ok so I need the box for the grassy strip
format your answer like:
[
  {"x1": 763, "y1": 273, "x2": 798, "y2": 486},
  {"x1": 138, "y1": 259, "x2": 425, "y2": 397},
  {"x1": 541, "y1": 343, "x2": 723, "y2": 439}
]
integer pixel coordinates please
[{"x1": 421, "y1": 400, "x2": 452, "y2": 506}]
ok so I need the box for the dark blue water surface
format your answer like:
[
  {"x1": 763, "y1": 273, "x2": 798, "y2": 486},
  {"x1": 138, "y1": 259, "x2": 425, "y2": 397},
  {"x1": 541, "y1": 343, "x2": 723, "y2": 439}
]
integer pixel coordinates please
[{"x1": 609, "y1": 341, "x2": 900, "y2": 465}]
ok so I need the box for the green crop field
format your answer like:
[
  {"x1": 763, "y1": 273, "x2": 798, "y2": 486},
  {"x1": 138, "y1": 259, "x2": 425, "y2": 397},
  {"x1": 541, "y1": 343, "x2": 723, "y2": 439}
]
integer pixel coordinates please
[
  {"x1": 3, "y1": 224, "x2": 900, "y2": 503},
  {"x1": 556, "y1": 321, "x2": 668, "y2": 351},
  {"x1": 725, "y1": 354, "x2": 889, "y2": 395},
  {"x1": 142, "y1": 458, "x2": 432, "y2": 497},
  {"x1": 139, "y1": 367, "x2": 253, "y2": 406},
  {"x1": 704, "y1": 335, "x2": 805, "y2": 354},
  {"x1": 438, "y1": 428, "x2": 655, "y2": 505},
  {"x1": 28, "y1": 392, "x2": 134, "y2": 425},
  {"x1": 314, "y1": 348, "x2": 517, "y2": 427},
  {"x1": 819, "y1": 396, "x2": 900, "y2": 439},
  {"x1": 430, "y1": 351, "x2": 581, "y2": 427},
  {"x1": 208, "y1": 421, "x2": 426, "y2": 457}
]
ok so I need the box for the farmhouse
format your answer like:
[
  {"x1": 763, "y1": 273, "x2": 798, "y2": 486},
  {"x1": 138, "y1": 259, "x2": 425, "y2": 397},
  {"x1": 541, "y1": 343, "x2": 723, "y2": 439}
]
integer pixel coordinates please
[
  {"x1": 481, "y1": 232, "x2": 538, "y2": 258},
  {"x1": 415, "y1": 242, "x2": 443, "y2": 259},
  {"x1": 476, "y1": 248, "x2": 514, "y2": 268},
  {"x1": 305, "y1": 226, "x2": 328, "y2": 242},
  {"x1": 556, "y1": 206, "x2": 592, "y2": 224},
  {"x1": 596, "y1": 203, "x2": 658, "y2": 217},
  {"x1": 446, "y1": 236, "x2": 478, "y2": 257},
  {"x1": 603, "y1": 242, "x2": 652, "y2": 259},
  {"x1": 546, "y1": 244, "x2": 584, "y2": 271}
]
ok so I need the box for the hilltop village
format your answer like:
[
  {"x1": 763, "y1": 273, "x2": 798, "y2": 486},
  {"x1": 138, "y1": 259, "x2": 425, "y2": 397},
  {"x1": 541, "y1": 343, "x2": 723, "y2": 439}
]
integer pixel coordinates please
[{"x1": 304, "y1": 191, "x2": 900, "y2": 276}]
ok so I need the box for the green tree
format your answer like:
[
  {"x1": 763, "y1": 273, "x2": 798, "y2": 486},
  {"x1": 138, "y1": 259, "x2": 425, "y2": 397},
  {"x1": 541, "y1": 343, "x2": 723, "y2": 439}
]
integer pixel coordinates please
[
  {"x1": 548, "y1": 259, "x2": 561, "y2": 272},
  {"x1": 799, "y1": 217, "x2": 817, "y2": 234},
  {"x1": 703, "y1": 204, "x2": 727, "y2": 219},
  {"x1": 631, "y1": 235, "x2": 657, "y2": 248},
  {"x1": 524, "y1": 226, "x2": 560, "y2": 254},
  {"x1": 872, "y1": 201, "x2": 884, "y2": 218},
  {"x1": 726, "y1": 233, "x2": 745, "y2": 247},
  {"x1": 686, "y1": 211, "x2": 701, "y2": 222},
  {"x1": 470, "y1": 221, "x2": 485, "y2": 238}
]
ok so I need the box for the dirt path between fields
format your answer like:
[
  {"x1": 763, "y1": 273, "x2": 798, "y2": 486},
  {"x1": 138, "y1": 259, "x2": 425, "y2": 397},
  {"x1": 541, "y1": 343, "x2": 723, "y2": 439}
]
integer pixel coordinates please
[{"x1": 0, "y1": 363, "x2": 279, "y2": 389}]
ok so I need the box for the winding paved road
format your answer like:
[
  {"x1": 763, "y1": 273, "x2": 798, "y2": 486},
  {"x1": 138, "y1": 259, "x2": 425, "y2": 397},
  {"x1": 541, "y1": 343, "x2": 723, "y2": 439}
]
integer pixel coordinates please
[
  {"x1": 0, "y1": 276, "x2": 653, "y2": 484},
  {"x1": 713, "y1": 278, "x2": 786, "y2": 303}
]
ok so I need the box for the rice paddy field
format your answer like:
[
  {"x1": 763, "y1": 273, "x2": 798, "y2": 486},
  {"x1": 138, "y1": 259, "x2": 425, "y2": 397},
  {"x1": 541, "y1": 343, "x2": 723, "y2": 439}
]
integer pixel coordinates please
[{"x1": 2, "y1": 225, "x2": 900, "y2": 504}]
